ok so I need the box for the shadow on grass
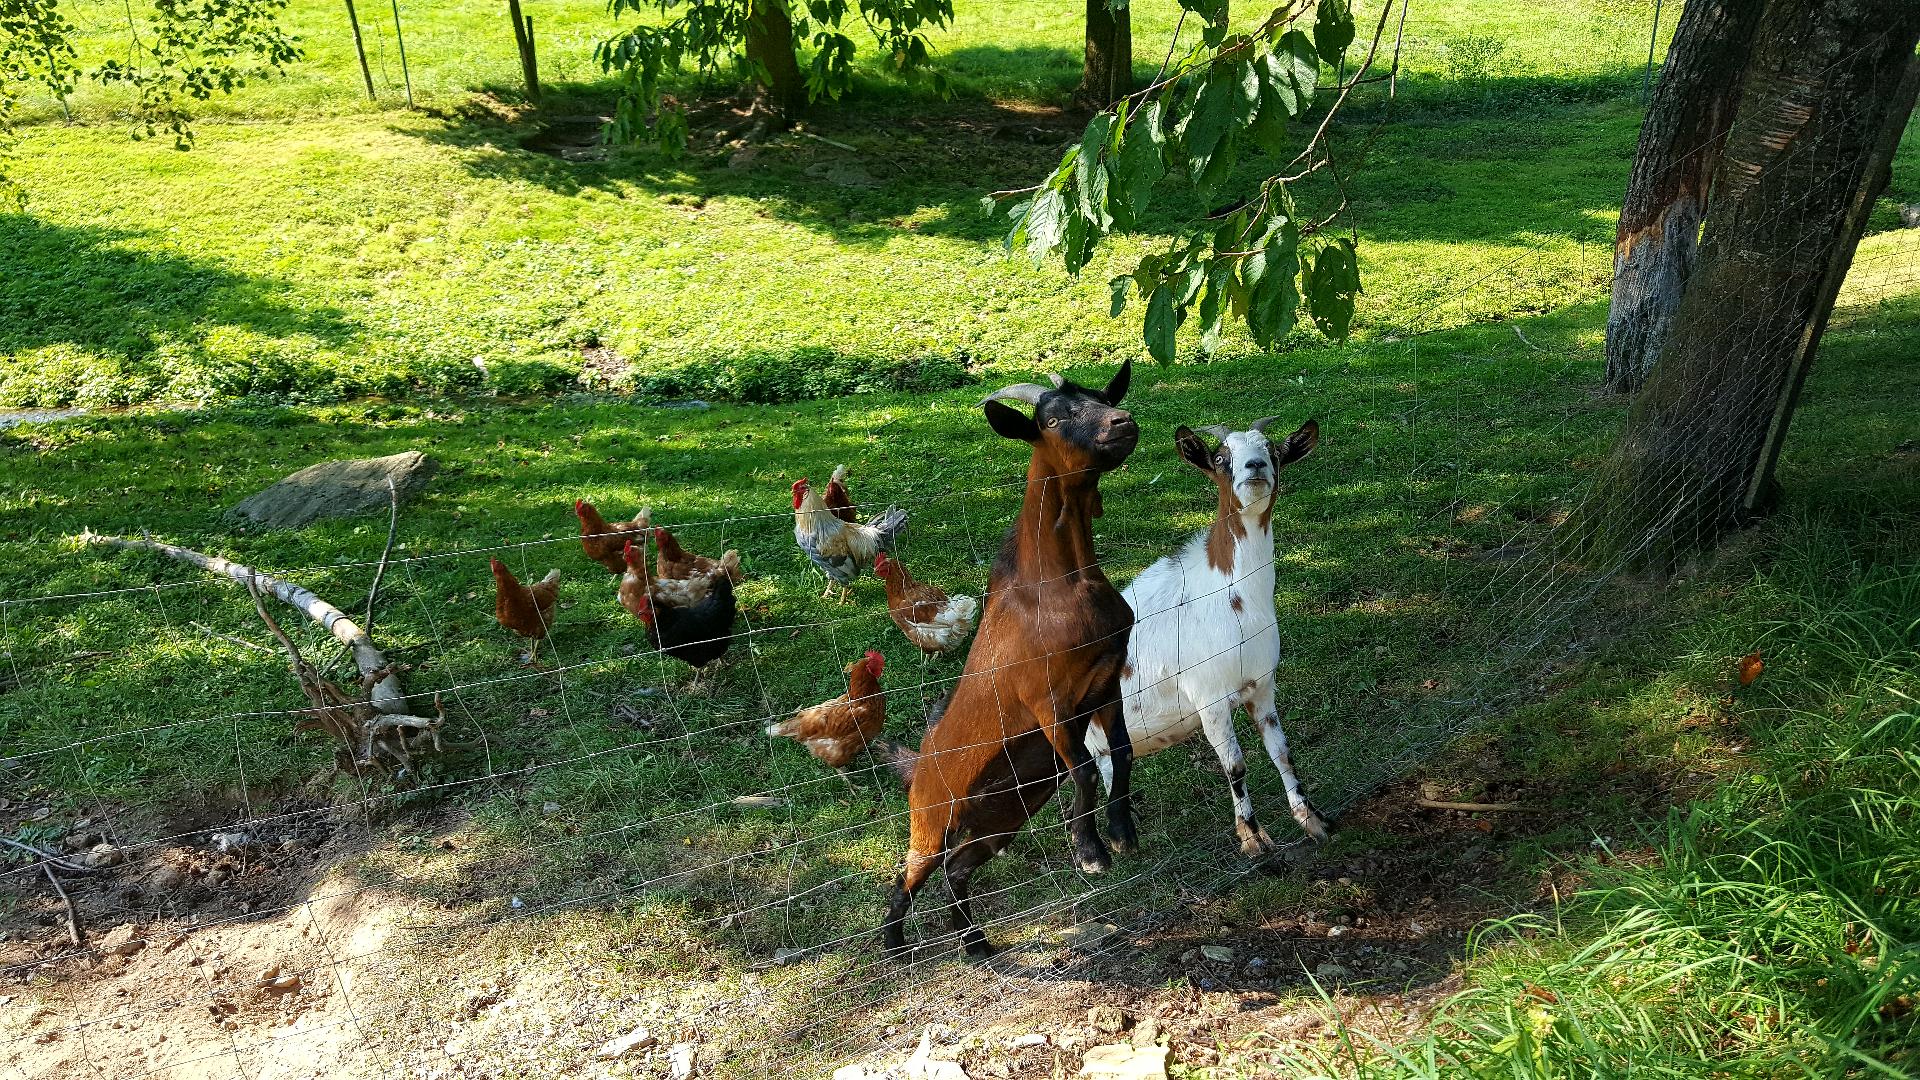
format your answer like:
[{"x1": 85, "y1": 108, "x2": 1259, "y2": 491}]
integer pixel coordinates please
[
  {"x1": 0, "y1": 215, "x2": 358, "y2": 366},
  {"x1": 393, "y1": 57, "x2": 1651, "y2": 255}
]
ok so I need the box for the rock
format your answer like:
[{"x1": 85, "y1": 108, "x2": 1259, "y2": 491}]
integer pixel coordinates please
[
  {"x1": 1314, "y1": 962, "x2": 1352, "y2": 981},
  {"x1": 805, "y1": 161, "x2": 878, "y2": 189},
  {"x1": 1902, "y1": 203, "x2": 1920, "y2": 229},
  {"x1": 832, "y1": 1066, "x2": 879, "y2": 1080},
  {"x1": 1327, "y1": 925, "x2": 1348, "y2": 938},
  {"x1": 1080, "y1": 1043, "x2": 1168, "y2": 1079},
  {"x1": 1008, "y1": 1034, "x2": 1048, "y2": 1049},
  {"x1": 541, "y1": 802, "x2": 561, "y2": 816},
  {"x1": 1087, "y1": 1006, "x2": 1130, "y2": 1035},
  {"x1": 730, "y1": 795, "x2": 787, "y2": 810},
  {"x1": 210, "y1": 832, "x2": 251, "y2": 853},
  {"x1": 595, "y1": 1025, "x2": 655, "y2": 1059},
  {"x1": 84, "y1": 843, "x2": 124, "y2": 868},
  {"x1": 1129, "y1": 1019, "x2": 1160, "y2": 1049},
  {"x1": 1246, "y1": 956, "x2": 1268, "y2": 974},
  {"x1": 1054, "y1": 921, "x2": 1120, "y2": 949},
  {"x1": 1198, "y1": 945, "x2": 1234, "y2": 963},
  {"x1": 668, "y1": 1042, "x2": 695, "y2": 1079},
  {"x1": 774, "y1": 947, "x2": 806, "y2": 966},
  {"x1": 904, "y1": 1029, "x2": 968, "y2": 1079},
  {"x1": 269, "y1": 974, "x2": 302, "y2": 994},
  {"x1": 227, "y1": 451, "x2": 437, "y2": 530},
  {"x1": 98, "y1": 925, "x2": 144, "y2": 957}
]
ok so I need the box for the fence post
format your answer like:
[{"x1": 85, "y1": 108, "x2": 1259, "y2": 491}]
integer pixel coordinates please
[{"x1": 345, "y1": 0, "x2": 377, "y2": 101}]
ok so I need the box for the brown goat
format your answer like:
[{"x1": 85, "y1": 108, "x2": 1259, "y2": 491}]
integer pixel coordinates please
[{"x1": 880, "y1": 360, "x2": 1139, "y2": 957}]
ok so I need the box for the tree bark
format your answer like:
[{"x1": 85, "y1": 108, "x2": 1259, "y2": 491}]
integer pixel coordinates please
[
  {"x1": 1603, "y1": 0, "x2": 1764, "y2": 395},
  {"x1": 1080, "y1": 0, "x2": 1133, "y2": 109},
  {"x1": 743, "y1": 0, "x2": 805, "y2": 124},
  {"x1": 1577, "y1": 0, "x2": 1920, "y2": 566}
]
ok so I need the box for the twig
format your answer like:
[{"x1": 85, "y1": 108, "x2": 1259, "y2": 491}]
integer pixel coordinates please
[
  {"x1": 795, "y1": 130, "x2": 859, "y2": 153},
  {"x1": 0, "y1": 836, "x2": 97, "y2": 875},
  {"x1": 44, "y1": 863, "x2": 83, "y2": 948},
  {"x1": 1415, "y1": 799, "x2": 1538, "y2": 813},
  {"x1": 363, "y1": 478, "x2": 399, "y2": 639},
  {"x1": 188, "y1": 621, "x2": 278, "y2": 655}
]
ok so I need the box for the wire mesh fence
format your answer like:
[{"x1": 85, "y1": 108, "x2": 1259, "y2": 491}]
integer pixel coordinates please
[{"x1": 2, "y1": 20, "x2": 1918, "y2": 1080}]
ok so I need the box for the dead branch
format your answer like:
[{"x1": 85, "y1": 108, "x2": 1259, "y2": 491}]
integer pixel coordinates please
[
  {"x1": 363, "y1": 478, "x2": 399, "y2": 639},
  {"x1": 1414, "y1": 799, "x2": 1538, "y2": 813},
  {"x1": 45, "y1": 864, "x2": 82, "y2": 948},
  {"x1": 0, "y1": 836, "x2": 97, "y2": 876},
  {"x1": 80, "y1": 530, "x2": 409, "y2": 714},
  {"x1": 249, "y1": 575, "x2": 442, "y2": 776}
]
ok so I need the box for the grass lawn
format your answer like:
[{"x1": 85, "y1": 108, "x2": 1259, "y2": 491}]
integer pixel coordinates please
[{"x1": 4, "y1": 0, "x2": 1920, "y2": 1074}]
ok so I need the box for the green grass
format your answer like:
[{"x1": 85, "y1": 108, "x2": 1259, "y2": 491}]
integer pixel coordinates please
[
  {"x1": 6, "y1": 0, "x2": 1920, "y2": 1073},
  {"x1": 1, "y1": 0, "x2": 1694, "y2": 410},
  {"x1": 1269, "y1": 513, "x2": 1920, "y2": 1078}
]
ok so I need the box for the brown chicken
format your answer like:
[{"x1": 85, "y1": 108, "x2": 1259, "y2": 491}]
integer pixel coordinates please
[
  {"x1": 490, "y1": 558, "x2": 561, "y2": 660},
  {"x1": 822, "y1": 464, "x2": 858, "y2": 524},
  {"x1": 767, "y1": 652, "x2": 888, "y2": 780},
  {"x1": 872, "y1": 551, "x2": 978, "y2": 656},
  {"x1": 652, "y1": 525, "x2": 743, "y2": 586},
  {"x1": 576, "y1": 500, "x2": 651, "y2": 574}
]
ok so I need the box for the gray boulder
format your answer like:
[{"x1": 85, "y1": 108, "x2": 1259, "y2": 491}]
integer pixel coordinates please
[{"x1": 228, "y1": 451, "x2": 436, "y2": 530}]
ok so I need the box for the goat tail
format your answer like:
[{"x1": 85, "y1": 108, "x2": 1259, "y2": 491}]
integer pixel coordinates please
[
  {"x1": 867, "y1": 736, "x2": 919, "y2": 786},
  {"x1": 868, "y1": 506, "x2": 909, "y2": 552}
]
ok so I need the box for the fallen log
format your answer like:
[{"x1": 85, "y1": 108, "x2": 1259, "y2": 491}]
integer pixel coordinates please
[{"x1": 80, "y1": 530, "x2": 410, "y2": 714}]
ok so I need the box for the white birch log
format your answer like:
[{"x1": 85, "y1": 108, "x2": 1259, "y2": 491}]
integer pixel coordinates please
[{"x1": 81, "y1": 531, "x2": 410, "y2": 714}]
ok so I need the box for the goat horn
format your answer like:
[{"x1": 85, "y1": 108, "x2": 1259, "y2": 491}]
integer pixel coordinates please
[
  {"x1": 1250, "y1": 415, "x2": 1281, "y2": 433},
  {"x1": 1196, "y1": 424, "x2": 1235, "y2": 441},
  {"x1": 980, "y1": 383, "x2": 1048, "y2": 407},
  {"x1": 1048, "y1": 373, "x2": 1066, "y2": 388}
]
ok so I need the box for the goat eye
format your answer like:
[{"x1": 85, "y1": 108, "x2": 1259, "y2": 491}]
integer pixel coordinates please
[{"x1": 1046, "y1": 416, "x2": 1061, "y2": 428}]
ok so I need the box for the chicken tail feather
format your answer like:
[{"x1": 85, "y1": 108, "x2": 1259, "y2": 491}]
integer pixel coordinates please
[{"x1": 868, "y1": 506, "x2": 909, "y2": 552}]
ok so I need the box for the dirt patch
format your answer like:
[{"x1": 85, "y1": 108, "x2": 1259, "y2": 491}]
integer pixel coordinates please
[{"x1": 519, "y1": 116, "x2": 612, "y2": 163}]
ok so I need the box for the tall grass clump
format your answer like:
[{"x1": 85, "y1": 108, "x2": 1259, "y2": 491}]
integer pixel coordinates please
[{"x1": 1284, "y1": 511, "x2": 1920, "y2": 1078}]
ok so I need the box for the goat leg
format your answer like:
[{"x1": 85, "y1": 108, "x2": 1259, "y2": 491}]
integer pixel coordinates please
[{"x1": 1089, "y1": 691, "x2": 1138, "y2": 855}]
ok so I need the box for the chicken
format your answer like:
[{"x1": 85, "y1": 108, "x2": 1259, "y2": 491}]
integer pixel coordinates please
[
  {"x1": 767, "y1": 651, "x2": 888, "y2": 773},
  {"x1": 620, "y1": 541, "x2": 735, "y2": 669},
  {"x1": 822, "y1": 464, "x2": 858, "y2": 524},
  {"x1": 791, "y1": 477, "x2": 908, "y2": 598},
  {"x1": 872, "y1": 552, "x2": 978, "y2": 656},
  {"x1": 576, "y1": 500, "x2": 651, "y2": 574},
  {"x1": 653, "y1": 525, "x2": 744, "y2": 585},
  {"x1": 490, "y1": 558, "x2": 561, "y2": 661}
]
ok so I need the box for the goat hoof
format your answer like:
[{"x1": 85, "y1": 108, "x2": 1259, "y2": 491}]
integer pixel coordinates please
[
  {"x1": 1074, "y1": 845, "x2": 1112, "y2": 875},
  {"x1": 1296, "y1": 804, "x2": 1331, "y2": 843},
  {"x1": 1238, "y1": 827, "x2": 1277, "y2": 858},
  {"x1": 963, "y1": 939, "x2": 1000, "y2": 960}
]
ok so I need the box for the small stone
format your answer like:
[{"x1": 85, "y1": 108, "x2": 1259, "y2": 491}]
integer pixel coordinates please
[
  {"x1": 1088, "y1": 1005, "x2": 1130, "y2": 1035},
  {"x1": 774, "y1": 947, "x2": 805, "y2": 966},
  {"x1": 1129, "y1": 1019, "x2": 1160, "y2": 1049},
  {"x1": 84, "y1": 844, "x2": 124, "y2": 868},
  {"x1": 210, "y1": 832, "x2": 250, "y2": 853},
  {"x1": 1327, "y1": 925, "x2": 1347, "y2": 938},
  {"x1": 1055, "y1": 921, "x2": 1121, "y2": 949},
  {"x1": 258, "y1": 965, "x2": 282, "y2": 985},
  {"x1": 595, "y1": 1025, "x2": 655, "y2": 1059},
  {"x1": 98, "y1": 925, "x2": 144, "y2": 957},
  {"x1": 1080, "y1": 1043, "x2": 1169, "y2": 1079},
  {"x1": 1008, "y1": 1033, "x2": 1048, "y2": 1049},
  {"x1": 269, "y1": 974, "x2": 301, "y2": 994},
  {"x1": 541, "y1": 802, "x2": 561, "y2": 816},
  {"x1": 1314, "y1": 962, "x2": 1352, "y2": 981},
  {"x1": 1199, "y1": 945, "x2": 1234, "y2": 963},
  {"x1": 29, "y1": 806, "x2": 51, "y2": 821}
]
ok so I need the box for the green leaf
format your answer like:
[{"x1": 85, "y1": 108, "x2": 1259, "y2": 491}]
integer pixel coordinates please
[
  {"x1": 1196, "y1": 259, "x2": 1234, "y2": 355},
  {"x1": 1111, "y1": 121, "x2": 1166, "y2": 226},
  {"x1": 1075, "y1": 114, "x2": 1115, "y2": 229},
  {"x1": 1195, "y1": 131, "x2": 1238, "y2": 198},
  {"x1": 1313, "y1": 0, "x2": 1355, "y2": 67},
  {"x1": 1278, "y1": 31, "x2": 1321, "y2": 113},
  {"x1": 1063, "y1": 210, "x2": 1090, "y2": 275},
  {"x1": 1246, "y1": 223, "x2": 1301, "y2": 348},
  {"x1": 1024, "y1": 189, "x2": 1069, "y2": 261},
  {"x1": 1305, "y1": 238, "x2": 1360, "y2": 341},
  {"x1": 1109, "y1": 275, "x2": 1132, "y2": 317},
  {"x1": 1144, "y1": 282, "x2": 1180, "y2": 363},
  {"x1": 1181, "y1": 71, "x2": 1235, "y2": 174}
]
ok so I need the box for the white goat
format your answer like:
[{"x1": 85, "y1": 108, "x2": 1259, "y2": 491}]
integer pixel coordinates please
[{"x1": 1087, "y1": 417, "x2": 1328, "y2": 855}]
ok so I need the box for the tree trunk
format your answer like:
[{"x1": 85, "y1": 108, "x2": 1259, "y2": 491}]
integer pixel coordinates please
[
  {"x1": 743, "y1": 0, "x2": 804, "y2": 124},
  {"x1": 1603, "y1": 0, "x2": 1764, "y2": 395},
  {"x1": 1080, "y1": 0, "x2": 1132, "y2": 109},
  {"x1": 1577, "y1": 0, "x2": 1920, "y2": 567}
]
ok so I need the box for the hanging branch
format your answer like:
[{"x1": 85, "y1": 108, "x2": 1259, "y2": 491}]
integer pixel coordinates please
[
  {"x1": 79, "y1": 530, "x2": 410, "y2": 714},
  {"x1": 363, "y1": 478, "x2": 399, "y2": 639}
]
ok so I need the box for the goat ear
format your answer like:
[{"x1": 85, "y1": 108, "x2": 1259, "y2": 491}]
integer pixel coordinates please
[
  {"x1": 1274, "y1": 419, "x2": 1319, "y2": 467},
  {"x1": 983, "y1": 400, "x2": 1041, "y2": 442},
  {"x1": 1099, "y1": 357, "x2": 1132, "y2": 406},
  {"x1": 1174, "y1": 425, "x2": 1214, "y2": 473}
]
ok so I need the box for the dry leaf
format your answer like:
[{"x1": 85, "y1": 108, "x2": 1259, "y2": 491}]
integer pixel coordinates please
[{"x1": 1737, "y1": 650, "x2": 1764, "y2": 686}]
